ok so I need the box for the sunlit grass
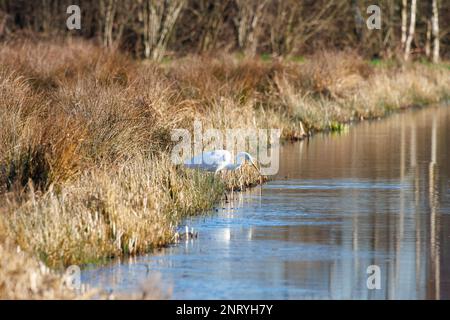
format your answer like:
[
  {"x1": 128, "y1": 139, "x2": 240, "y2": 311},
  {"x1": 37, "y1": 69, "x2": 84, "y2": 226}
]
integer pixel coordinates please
[{"x1": 0, "y1": 40, "x2": 448, "y2": 276}]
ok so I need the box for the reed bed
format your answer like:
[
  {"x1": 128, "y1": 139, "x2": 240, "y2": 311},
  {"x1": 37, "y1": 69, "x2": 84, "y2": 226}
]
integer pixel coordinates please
[
  {"x1": 0, "y1": 241, "x2": 80, "y2": 299},
  {"x1": 0, "y1": 227, "x2": 168, "y2": 299},
  {"x1": 0, "y1": 216, "x2": 85, "y2": 299},
  {"x1": 0, "y1": 40, "x2": 449, "y2": 298},
  {"x1": 2, "y1": 155, "x2": 225, "y2": 267}
]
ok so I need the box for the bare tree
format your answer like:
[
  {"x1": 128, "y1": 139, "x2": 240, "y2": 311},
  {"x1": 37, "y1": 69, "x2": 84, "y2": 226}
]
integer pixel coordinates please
[
  {"x1": 138, "y1": 0, "x2": 186, "y2": 61},
  {"x1": 100, "y1": 0, "x2": 117, "y2": 48},
  {"x1": 352, "y1": 0, "x2": 365, "y2": 44},
  {"x1": 188, "y1": 0, "x2": 230, "y2": 53},
  {"x1": 431, "y1": 0, "x2": 440, "y2": 63},
  {"x1": 0, "y1": 0, "x2": 448, "y2": 60},
  {"x1": 425, "y1": 9, "x2": 432, "y2": 58},
  {"x1": 268, "y1": 0, "x2": 298, "y2": 56},
  {"x1": 404, "y1": 0, "x2": 417, "y2": 61},
  {"x1": 234, "y1": 0, "x2": 268, "y2": 56},
  {"x1": 99, "y1": 0, "x2": 136, "y2": 49},
  {"x1": 0, "y1": 8, "x2": 8, "y2": 37},
  {"x1": 401, "y1": 0, "x2": 408, "y2": 49},
  {"x1": 268, "y1": 0, "x2": 343, "y2": 56},
  {"x1": 381, "y1": 0, "x2": 397, "y2": 58}
]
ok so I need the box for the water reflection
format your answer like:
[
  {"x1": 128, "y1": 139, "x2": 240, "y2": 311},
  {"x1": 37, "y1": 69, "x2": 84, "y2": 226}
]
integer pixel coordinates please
[{"x1": 82, "y1": 105, "x2": 450, "y2": 299}]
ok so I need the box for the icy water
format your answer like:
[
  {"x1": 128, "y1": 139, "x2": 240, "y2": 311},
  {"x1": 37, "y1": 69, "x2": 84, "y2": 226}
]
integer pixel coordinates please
[{"x1": 82, "y1": 105, "x2": 450, "y2": 299}]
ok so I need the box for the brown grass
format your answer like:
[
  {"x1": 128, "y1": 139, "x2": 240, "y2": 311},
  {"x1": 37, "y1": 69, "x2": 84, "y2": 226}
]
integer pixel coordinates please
[
  {"x1": 0, "y1": 227, "x2": 167, "y2": 299},
  {"x1": 1, "y1": 155, "x2": 225, "y2": 268},
  {"x1": 0, "y1": 216, "x2": 84, "y2": 300},
  {"x1": 270, "y1": 52, "x2": 449, "y2": 132},
  {"x1": 0, "y1": 39, "x2": 448, "y2": 298},
  {"x1": 0, "y1": 243, "x2": 74, "y2": 299}
]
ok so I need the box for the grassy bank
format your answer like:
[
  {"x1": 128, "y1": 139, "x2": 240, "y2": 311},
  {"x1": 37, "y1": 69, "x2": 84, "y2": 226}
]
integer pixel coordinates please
[
  {"x1": 0, "y1": 218, "x2": 167, "y2": 299},
  {"x1": 0, "y1": 40, "x2": 449, "y2": 285}
]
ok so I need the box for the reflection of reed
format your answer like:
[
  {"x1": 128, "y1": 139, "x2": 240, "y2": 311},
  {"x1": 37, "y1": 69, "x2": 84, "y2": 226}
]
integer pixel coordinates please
[
  {"x1": 81, "y1": 106, "x2": 450, "y2": 299},
  {"x1": 411, "y1": 121, "x2": 422, "y2": 296},
  {"x1": 429, "y1": 113, "x2": 440, "y2": 299},
  {"x1": 394, "y1": 117, "x2": 406, "y2": 299}
]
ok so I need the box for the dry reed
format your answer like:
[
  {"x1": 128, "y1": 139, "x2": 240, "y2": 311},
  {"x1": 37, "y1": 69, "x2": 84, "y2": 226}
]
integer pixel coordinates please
[{"x1": 0, "y1": 40, "x2": 448, "y2": 299}]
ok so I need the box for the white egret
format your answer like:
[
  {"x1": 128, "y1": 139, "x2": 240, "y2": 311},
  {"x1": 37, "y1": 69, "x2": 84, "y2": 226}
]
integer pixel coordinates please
[{"x1": 184, "y1": 150, "x2": 260, "y2": 174}]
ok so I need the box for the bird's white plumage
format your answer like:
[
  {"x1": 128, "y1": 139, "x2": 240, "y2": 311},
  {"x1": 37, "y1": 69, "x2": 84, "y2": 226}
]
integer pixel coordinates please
[
  {"x1": 184, "y1": 150, "x2": 231, "y2": 172},
  {"x1": 184, "y1": 150, "x2": 259, "y2": 174}
]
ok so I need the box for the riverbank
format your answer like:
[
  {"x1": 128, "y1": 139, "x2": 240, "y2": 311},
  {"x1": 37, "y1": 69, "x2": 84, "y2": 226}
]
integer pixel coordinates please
[
  {"x1": 83, "y1": 104, "x2": 450, "y2": 299},
  {"x1": 0, "y1": 40, "x2": 449, "y2": 297}
]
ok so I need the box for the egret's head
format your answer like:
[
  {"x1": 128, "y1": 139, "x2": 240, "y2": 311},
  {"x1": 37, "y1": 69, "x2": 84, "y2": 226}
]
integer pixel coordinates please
[{"x1": 237, "y1": 152, "x2": 261, "y2": 174}]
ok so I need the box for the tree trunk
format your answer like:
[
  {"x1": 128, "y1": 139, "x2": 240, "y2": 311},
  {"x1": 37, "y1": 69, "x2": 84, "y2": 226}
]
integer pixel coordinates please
[
  {"x1": 196, "y1": 1, "x2": 228, "y2": 53},
  {"x1": 431, "y1": 0, "x2": 440, "y2": 63},
  {"x1": 404, "y1": 0, "x2": 416, "y2": 61},
  {"x1": 352, "y1": 0, "x2": 365, "y2": 44},
  {"x1": 235, "y1": 0, "x2": 268, "y2": 57},
  {"x1": 401, "y1": 0, "x2": 408, "y2": 49},
  {"x1": 140, "y1": 0, "x2": 185, "y2": 61},
  {"x1": 382, "y1": 0, "x2": 396, "y2": 58},
  {"x1": 269, "y1": 0, "x2": 298, "y2": 56},
  {"x1": 101, "y1": 0, "x2": 117, "y2": 48},
  {"x1": 0, "y1": 8, "x2": 7, "y2": 37},
  {"x1": 425, "y1": 17, "x2": 431, "y2": 58}
]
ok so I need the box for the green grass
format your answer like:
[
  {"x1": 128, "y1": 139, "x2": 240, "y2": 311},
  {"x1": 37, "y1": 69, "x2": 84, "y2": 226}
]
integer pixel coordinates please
[
  {"x1": 328, "y1": 121, "x2": 347, "y2": 132},
  {"x1": 369, "y1": 58, "x2": 399, "y2": 68},
  {"x1": 289, "y1": 55, "x2": 305, "y2": 63},
  {"x1": 260, "y1": 53, "x2": 272, "y2": 62}
]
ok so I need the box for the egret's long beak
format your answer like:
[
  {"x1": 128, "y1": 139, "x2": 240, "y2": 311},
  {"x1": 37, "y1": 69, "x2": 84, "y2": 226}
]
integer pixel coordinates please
[{"x1": 250, "y1": 159, "x2": 261, "y2": 175}]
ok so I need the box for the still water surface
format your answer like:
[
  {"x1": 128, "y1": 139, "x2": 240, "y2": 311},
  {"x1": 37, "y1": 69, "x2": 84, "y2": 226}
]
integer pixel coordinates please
[{"x1": 82, "y1": 105, "x2": 450, "y2": 299}]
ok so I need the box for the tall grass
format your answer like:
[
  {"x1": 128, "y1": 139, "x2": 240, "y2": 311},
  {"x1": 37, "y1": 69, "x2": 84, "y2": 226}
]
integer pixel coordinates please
[
  {"x1": 0, "y1": 217, "x2": 86, "y2": 299},
  {"x1": 0, "y1": 39, "x2": 449, "y2": 274},
  {"x1": 3, "y1": 155, "x2": 224, "y2": 267}
]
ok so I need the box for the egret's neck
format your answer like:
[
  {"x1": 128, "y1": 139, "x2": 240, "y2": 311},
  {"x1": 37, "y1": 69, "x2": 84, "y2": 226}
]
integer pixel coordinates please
[{"x1": 235, "y1": 152, "x2": 250, "y2": 165}]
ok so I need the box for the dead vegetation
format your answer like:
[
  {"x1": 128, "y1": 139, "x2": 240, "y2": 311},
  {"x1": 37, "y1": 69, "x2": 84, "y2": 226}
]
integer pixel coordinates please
[{"x1": 0, "y1": 40, "x2": 448, "y2": 298}]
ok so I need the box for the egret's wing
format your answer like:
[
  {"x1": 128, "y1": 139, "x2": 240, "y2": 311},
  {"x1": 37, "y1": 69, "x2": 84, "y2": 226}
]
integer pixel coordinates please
[
  {"x1": 204, "y1": 150, "x2": 230, "y2": 164},
  {"x1": 184, "y1": 153, "x2": 205, "y2": 165},
  {"x1": 184, "y1": 150, "x2": 230, "y2": 171}
]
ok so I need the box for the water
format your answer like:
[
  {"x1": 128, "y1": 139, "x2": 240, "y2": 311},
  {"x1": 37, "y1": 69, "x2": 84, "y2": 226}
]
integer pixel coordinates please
[{"x1": 82, "y1": 105, "x2": 450, "y2": 299}]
